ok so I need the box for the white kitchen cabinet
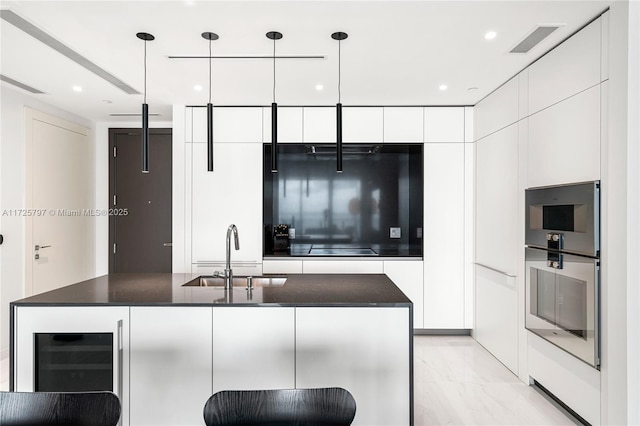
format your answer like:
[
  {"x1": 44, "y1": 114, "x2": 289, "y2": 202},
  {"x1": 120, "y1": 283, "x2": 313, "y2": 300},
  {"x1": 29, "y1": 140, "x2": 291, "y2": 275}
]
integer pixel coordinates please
[
  {"x1": 518, "y1": 70, "x2": 529, "y2": 120},
  {"x1": 13, "y1": 306, "x2": 130, "y2": 425},
  {"x1": 474, "y1": 264, "x2": 518, "y2": 374},
  {"x1": 601, "y1": 12, "x2": 609, "y2": 81},
  {"x1": 302, "y1": 259, "x2": 383, "y2": 274},
  {"x1": 474, "y1": 121, "x2": 520, "y2": 375},
  {"x1": 185, "y1": 107, "x2": 193, "y2": 142},
  {"x1": 263, "y1": 107, "x2": 303, "y2": 143},
  {"x1": 463, "y1": 142, "x2": 475, "y2": 329},
  {"x1": 303, "y1": 107, "x2": 335, "y2": 142},
  {"x1": 262, "y1": 259, "x2": 303, "y2": 274},
  {"x1": 423, "y1": 143, "x2": 465, "y2": 328},
  {"x1": 475, "y1": 124, "x2": 519, "y2": 275},
  {"x1": 527, "y1": 84, "x2": 601, "y2": 188},
  {"x1": 296, "y1": 307, "x2": 411, "y2": 426},
  {"x1": 528, "y1": 17, "x2": 602, "y2": 115},
  {"x1": 191, "y1": 107, "x2": 207, "y2": 143},
  {"x1": 424, "y1": 107, "x2": 465, "y2": 143},
  {"x1": 129, "y1": 307, "x2": 212, "y2": 426},
  {"x1": 190, "y1": 142, "x2": 262, "y2": 263},
  {"x1": 343, "y1": 107, "x2": 384, "y2": 142},
  {"x1": 383, "y1": 107, "x2": 423, "y2": 142},
  {"x1": 212, "y1": 307, "x2": 295, "y2": 391},
  {"x1": 474, "y1": 76, "x2": 519, "y2": 141},
  {"x1": 528, "y1": 333, "x2": 601, "y2": 426},
  {"x1": 192, "y1": 106, "x2": 263, "y2": 143},
  {"x1": 383, "y1": 260, "x2": 424, "y2": 328}
]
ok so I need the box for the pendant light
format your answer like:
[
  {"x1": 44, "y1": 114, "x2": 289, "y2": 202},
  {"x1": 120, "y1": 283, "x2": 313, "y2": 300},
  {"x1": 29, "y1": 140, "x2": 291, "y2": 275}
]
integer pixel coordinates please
[
  {"x1": 136, "y1": 32, "x2": 154, "y2": 173},
  {"x1": 332, "y1": 32, "x2": 348, "y2": 173},
  {"x1": 202, "y1": 32, "x2": 219, "y2": 172},
  {"x1": 266, "y1": 31, "x2": 282, "y2": 173}
]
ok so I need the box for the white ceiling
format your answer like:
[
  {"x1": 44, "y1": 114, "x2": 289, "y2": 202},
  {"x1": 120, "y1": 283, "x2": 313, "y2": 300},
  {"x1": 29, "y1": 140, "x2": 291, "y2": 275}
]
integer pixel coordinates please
[{"x1": 0, "y1": 0, "x2": 613, "y2": 124}]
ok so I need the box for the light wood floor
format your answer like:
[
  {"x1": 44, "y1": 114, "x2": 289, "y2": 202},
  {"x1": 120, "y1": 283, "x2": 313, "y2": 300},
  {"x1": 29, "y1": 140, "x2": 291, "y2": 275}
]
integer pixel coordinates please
[
  {"x1": 414, "y1": 335, "x2": 577, "y2": 425},
  {"x1": 1, "y1": 336, "x2": 577, "y2": 425}
]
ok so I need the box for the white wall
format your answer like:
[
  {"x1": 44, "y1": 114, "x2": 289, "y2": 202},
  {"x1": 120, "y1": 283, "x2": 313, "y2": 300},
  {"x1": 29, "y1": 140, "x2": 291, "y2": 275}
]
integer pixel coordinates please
[{"x1": 0, "y1": 86, "x2": 93, "y2": 358}]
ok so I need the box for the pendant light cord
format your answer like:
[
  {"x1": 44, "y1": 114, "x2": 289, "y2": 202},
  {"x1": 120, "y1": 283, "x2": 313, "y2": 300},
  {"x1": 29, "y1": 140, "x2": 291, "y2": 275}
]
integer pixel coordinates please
[
  {"x1": 272, "y1": 38, "x2": 276, "y2": 103},
  {"x1": 338, "y1": 39, "x2": 342, "y2": 104},
  {"x1": 208, "y1": 39, "x2": 212, "y2": 104},
  {"x1": 143, "y1": 40, "x2": 147, "y2": 104}
]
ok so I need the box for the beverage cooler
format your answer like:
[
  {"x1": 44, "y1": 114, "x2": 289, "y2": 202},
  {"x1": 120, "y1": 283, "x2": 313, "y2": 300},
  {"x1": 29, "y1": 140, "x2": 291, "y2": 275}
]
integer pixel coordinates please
[{"x1": 12, "y1": 306, "x2": 127, "y2": 398}]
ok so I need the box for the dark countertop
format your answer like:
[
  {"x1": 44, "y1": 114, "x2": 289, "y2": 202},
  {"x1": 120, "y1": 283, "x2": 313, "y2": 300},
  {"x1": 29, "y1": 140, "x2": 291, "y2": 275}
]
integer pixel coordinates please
[{"x1": 10, "y1": 273, "x2": 412, "y2": 307}]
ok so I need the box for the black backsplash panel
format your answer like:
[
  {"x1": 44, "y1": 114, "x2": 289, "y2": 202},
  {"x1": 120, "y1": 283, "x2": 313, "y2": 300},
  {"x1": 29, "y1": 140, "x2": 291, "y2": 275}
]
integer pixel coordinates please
[{"x1": 263, "y1": 143, "x2": 423, "y2": 257}]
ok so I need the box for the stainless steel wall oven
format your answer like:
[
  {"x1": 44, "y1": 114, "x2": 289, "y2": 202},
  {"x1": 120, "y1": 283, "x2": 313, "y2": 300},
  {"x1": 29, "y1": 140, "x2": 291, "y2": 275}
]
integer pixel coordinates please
[{"x1": 525, "y1": 181, "x2": 600, "y2": 369}]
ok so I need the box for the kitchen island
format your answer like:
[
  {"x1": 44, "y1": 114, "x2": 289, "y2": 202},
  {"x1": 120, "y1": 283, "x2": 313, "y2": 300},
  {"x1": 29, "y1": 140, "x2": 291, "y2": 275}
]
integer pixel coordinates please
[{"x1": 10, "y1": 273, "x2": 413, "y2": 426}]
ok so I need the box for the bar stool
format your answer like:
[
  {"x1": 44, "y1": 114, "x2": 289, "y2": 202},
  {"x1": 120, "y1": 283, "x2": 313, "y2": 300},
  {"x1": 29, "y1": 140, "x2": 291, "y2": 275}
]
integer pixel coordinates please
[
  {"x1": 203, "y1": 387, "x2": 356, "y2": 426},
  {"x1": 0, "y1": 391, "x2": 121, "y2": 426}
]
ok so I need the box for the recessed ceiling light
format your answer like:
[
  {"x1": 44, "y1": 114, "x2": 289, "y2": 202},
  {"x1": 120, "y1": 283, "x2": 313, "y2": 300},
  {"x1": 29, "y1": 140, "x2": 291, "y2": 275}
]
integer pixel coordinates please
[
  {"x1": 193, "y1": 84, "x2": 203, "y2": 91},
  {"x1": 467, "y1": 87, "x2": 478, "y2": 92},
  {"x1": 485, "y1": 31, "x2": 497, "y2": 40},
  {"x1": 72, "y1": 85, "x2": 82, "y2": 92},
  {"x1": 315, "y1": 84, "x2": 324, "y2": 91},
  {"x1": 439, "y1": 84, "x2": 448, "y2": 91}
]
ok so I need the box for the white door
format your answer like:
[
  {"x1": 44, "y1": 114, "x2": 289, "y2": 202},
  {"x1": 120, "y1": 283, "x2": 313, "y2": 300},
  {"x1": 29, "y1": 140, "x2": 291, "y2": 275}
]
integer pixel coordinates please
[{"x1": 25, "y1": 109, "x2": 94, "y2": 296}]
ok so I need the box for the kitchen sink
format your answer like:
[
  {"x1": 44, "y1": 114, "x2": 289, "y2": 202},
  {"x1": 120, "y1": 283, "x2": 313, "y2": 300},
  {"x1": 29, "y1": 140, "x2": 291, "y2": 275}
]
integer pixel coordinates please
[{"x1": 182, "y1": 275, "x2": 287, "y2": 287}]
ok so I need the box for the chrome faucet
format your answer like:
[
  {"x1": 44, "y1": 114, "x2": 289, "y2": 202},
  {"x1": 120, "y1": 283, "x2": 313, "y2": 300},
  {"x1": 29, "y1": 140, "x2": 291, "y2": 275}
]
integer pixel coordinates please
[{"x1": 214, "y1": 224, "x2": 239, "y2": 289}]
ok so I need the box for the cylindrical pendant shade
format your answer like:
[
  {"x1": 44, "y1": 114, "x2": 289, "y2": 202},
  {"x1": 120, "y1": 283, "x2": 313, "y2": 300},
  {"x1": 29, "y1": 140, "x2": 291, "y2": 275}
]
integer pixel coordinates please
[
  {"x1": 336, "y1": 102, "x2": 343, "y2": 173},
  {"x1": 142, "y1": 103, "x2": 149, "y2": 173},
  {"x1": 271, "y1": 102, "x2": 278, "y2": 172},
  {"x1": 207, "y1": 103, "x2": 214, "y2": 172}
]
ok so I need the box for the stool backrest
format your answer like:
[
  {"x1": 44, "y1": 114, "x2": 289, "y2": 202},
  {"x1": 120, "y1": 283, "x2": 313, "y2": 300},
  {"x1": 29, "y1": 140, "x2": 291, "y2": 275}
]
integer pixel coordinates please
[
  {"x1": 0, "y1": 391, "x2": 121, "y2": 426},
  {"x1": 203, "y1": 387, "x2": 357, "y2": 426}
]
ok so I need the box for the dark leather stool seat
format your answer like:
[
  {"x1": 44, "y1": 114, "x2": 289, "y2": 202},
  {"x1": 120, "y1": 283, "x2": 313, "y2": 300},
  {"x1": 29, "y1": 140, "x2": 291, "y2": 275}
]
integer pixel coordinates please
[{"x1": 203, "y1": 387, "x2": 357, "y2": 426}]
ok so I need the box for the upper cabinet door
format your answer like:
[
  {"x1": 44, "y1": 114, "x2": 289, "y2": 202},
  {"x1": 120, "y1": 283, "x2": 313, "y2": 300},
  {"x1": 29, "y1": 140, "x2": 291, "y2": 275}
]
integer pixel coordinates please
[
  {"x1": 527, "y1": 85, "x2": 601, "y2": 188},
  {"x1": 424, "y1": 107, "x2": 465, "y2": 143},
  {"x1": 342, "y1": 107, "x2": 383, "y2": 142},
  {"x1": 303, "y1": 107, "x2": 335, "y2": 142},
  {"x1": 474, "y1": 77, "x2": 519, "y2": 141},
  {"x1": 184, "y1": 107, "x2": 193, "y2": 142},
  {"x1": 263, "y1": 107, "x2": 303, "y2": 143},
  {"x1": 528, "y1": 17, "x2": 602, "y2": 115},
  {"x1": 192, "y1": 107, "x2": 263, "y2": 143},
  {"x1": 191, "y1": 142, "x2": 263, "y2": 262},
  {"x1": 383, "y1": 107, "x2": 423, "y2": 143}
]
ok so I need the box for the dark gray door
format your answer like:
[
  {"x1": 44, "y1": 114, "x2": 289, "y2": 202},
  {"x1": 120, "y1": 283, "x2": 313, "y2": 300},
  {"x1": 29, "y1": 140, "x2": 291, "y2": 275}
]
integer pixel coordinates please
[{"x1": 109, "y1": 128, "x2": 172, "y2": 272}]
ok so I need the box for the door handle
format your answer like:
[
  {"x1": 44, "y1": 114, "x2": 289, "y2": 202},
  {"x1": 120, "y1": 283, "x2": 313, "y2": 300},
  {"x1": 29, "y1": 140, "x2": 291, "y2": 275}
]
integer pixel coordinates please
[
  {"x1": 163, "y1": 242, "x2": 172, "y2": 247},
  {"x1": 35, "y1": 244, "x2": 52, "y2": 259}
]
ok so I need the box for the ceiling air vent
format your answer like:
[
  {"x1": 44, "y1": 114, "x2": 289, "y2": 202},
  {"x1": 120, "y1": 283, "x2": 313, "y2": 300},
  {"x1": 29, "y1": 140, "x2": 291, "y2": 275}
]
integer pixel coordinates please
[
  {"x1": 510, "y1": 25, "x2": 560, "y2": 54},
  {"x1": 0, "y1": 74, "x2": 45, "y2": 93},
  {"x1": 1, "y1": 9, "x2": 139, "y2": 94}
]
